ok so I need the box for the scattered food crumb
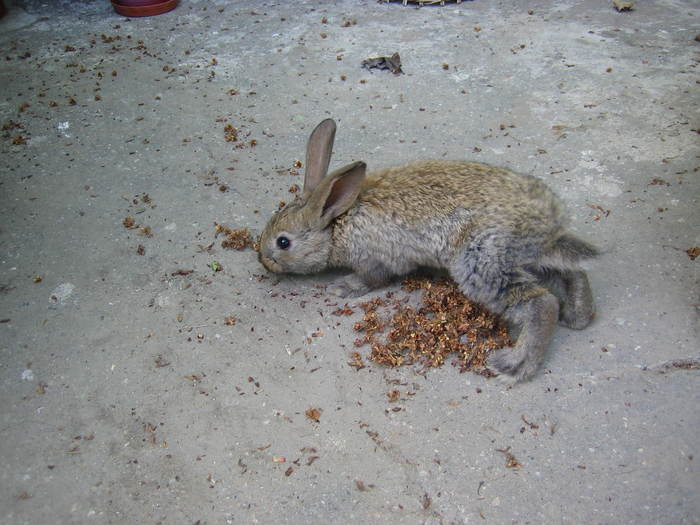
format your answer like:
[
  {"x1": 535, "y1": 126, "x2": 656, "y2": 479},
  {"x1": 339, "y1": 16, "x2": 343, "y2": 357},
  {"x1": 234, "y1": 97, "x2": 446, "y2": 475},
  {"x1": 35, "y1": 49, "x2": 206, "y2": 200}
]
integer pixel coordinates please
[
  {"x1": 224, "y1": 124, "x2": 238, "y2": 142},
  {"x1": 521, "y1": 415, "x2": 539, "y2": 429},
  {"x1": 305, "y1": 408, "x2": 322, "y2": 422},
  {"x1": 347, "y1": 351, "x2": 365, "y2": 370},
  {"x1": 332, "y1": 304, "x2": 354, "y2": 316},
  {"x1": 588, "y1": 204, "x2": 611, "y2": 220},
  {"x1": 215, "y1": 223, "x2": 255, "y2": 250},
  {"x1": 355, "y1": 479, "x2": 374, "y2": 491},
  {"x1": 496, "y1": 447, "x2": 523, "y2": 470}
]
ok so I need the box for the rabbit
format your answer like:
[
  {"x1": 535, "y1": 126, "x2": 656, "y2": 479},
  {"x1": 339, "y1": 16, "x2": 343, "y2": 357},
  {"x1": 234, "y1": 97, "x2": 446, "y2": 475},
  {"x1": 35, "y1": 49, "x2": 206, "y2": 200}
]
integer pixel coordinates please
[{"x1": 258, "y1": 118, "x2": 598, "y2": 383}]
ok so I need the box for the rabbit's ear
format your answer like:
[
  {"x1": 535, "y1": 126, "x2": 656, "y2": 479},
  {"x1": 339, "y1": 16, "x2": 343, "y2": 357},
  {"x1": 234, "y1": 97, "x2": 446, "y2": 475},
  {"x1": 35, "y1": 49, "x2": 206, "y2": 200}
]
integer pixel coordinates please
[
  {"x1": 304, "y1": 161, "x2": 366, "y2": 229},
  {"x1": 303, "y1": 119, "x2": 337, "y2": 198}
]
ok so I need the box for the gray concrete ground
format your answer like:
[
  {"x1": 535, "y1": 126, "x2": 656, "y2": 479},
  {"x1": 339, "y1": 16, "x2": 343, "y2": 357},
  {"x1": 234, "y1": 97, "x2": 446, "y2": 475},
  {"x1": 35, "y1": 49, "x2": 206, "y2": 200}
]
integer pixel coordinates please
[{"x1": 1, "y1": 0, "x2": 699, "y2": 523}]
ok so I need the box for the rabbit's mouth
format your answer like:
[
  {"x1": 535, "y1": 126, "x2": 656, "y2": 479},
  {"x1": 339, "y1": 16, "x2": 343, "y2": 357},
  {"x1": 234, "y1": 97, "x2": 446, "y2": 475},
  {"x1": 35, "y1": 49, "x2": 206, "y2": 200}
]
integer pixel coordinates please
[{"x1": 258, "y1": 252, "x2": 282, "y2": 273}]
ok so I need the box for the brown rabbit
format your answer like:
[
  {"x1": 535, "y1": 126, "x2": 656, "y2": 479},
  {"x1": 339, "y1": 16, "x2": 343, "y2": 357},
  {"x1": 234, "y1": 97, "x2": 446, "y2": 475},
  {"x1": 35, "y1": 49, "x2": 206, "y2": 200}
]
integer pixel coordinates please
[{"x1": 258, "y1": 119, "x2": 597, "y2": 382}]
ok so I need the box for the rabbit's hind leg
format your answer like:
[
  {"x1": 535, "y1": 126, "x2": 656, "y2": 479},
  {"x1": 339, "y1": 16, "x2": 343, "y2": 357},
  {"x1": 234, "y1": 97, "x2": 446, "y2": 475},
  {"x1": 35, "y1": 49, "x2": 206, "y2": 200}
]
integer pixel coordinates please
[
  {"x1": 536, "y1": 268, "x2": 595, "y2": 330},
  {"x1": 450, "y1": 247, "x2": 559, "y2": 383},
  {"x1": 559, "y1": 270, "x2": 595, "y2": 330},
  {"x1": 487, "y1": 285, "x2": 559, "y2": 383}
]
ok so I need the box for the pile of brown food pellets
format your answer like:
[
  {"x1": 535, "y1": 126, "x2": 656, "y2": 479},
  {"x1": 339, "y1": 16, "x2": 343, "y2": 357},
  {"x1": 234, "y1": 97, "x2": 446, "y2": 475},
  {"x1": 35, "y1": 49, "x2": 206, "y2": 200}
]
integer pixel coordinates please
[
  {"x1": 214, "y1": 223, "x2": 255, "y2": 250},
  {"x1": 352, "y1": 277, "x2": 511, "y2": 375}
]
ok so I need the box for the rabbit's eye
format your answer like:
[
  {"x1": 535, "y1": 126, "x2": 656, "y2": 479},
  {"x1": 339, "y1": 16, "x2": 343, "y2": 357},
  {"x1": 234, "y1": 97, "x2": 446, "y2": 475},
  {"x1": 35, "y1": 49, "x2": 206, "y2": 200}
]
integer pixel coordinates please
[{"x1": 276, "y1": 236, "x2": 291, "y2": 250}]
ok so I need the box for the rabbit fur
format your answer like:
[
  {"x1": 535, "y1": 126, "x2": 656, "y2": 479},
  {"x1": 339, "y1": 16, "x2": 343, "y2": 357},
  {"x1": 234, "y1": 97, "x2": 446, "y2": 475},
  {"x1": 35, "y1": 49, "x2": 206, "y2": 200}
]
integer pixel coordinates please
[{"x1": 258, "y1": 119, "x2": 598, "y2": 383}]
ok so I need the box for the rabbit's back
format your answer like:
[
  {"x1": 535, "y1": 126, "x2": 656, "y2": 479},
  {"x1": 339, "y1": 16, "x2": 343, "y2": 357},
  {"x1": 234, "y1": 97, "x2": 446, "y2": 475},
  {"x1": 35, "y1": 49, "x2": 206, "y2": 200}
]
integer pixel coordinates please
[
  {"x1": 360, "y1": 160, "x2": 564, "y2": 229},
  {"x1": 329, "y1": 160, "x2": 567, "y2": 271}
]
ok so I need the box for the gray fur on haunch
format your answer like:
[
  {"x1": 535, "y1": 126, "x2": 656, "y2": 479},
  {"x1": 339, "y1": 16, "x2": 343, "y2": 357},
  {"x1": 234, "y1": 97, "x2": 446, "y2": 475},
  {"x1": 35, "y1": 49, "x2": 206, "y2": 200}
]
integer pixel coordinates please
[{"x1": 258, "y1": 119, "x2": 598, "y2": 383}]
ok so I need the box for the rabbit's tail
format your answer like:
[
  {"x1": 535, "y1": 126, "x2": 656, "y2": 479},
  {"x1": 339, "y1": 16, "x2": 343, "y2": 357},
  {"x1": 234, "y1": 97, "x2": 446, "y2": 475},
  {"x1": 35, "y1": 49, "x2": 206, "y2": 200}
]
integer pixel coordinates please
[{"x1": 539, "y1": 231, "x2": 599, "y2": 271}]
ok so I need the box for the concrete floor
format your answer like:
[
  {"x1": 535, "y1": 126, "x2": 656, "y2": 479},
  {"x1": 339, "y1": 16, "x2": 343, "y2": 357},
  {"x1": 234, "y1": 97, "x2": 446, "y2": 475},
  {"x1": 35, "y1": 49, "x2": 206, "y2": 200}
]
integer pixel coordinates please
[{"x1": 1, "y1": 0, "x2": 698, "y2": 523}]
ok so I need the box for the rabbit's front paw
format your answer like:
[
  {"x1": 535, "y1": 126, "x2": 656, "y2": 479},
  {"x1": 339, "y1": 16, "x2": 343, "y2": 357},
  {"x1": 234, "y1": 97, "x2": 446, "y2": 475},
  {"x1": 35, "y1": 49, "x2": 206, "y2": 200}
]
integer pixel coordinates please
[{"x1": 327, "y1": 274, "x2": 372, "y2": 298}]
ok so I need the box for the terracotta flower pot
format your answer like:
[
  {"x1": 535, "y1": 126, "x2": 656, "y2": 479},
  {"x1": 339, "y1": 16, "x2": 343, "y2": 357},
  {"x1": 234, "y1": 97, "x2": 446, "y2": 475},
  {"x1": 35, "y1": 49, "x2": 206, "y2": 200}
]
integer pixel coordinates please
[
  {"x1": 112, "y1": 0, "x2": 178, "y2": 17},
  {"x1": 117, "y1": 0, "x2": 167, "y2": 5}
]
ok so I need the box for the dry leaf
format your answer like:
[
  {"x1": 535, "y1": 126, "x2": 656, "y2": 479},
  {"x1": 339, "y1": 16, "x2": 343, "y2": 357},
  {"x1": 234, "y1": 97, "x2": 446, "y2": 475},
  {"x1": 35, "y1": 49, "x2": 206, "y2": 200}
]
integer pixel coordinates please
[{"x1": 361, "y1": 52, "x2": 403, "y2": 75}]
